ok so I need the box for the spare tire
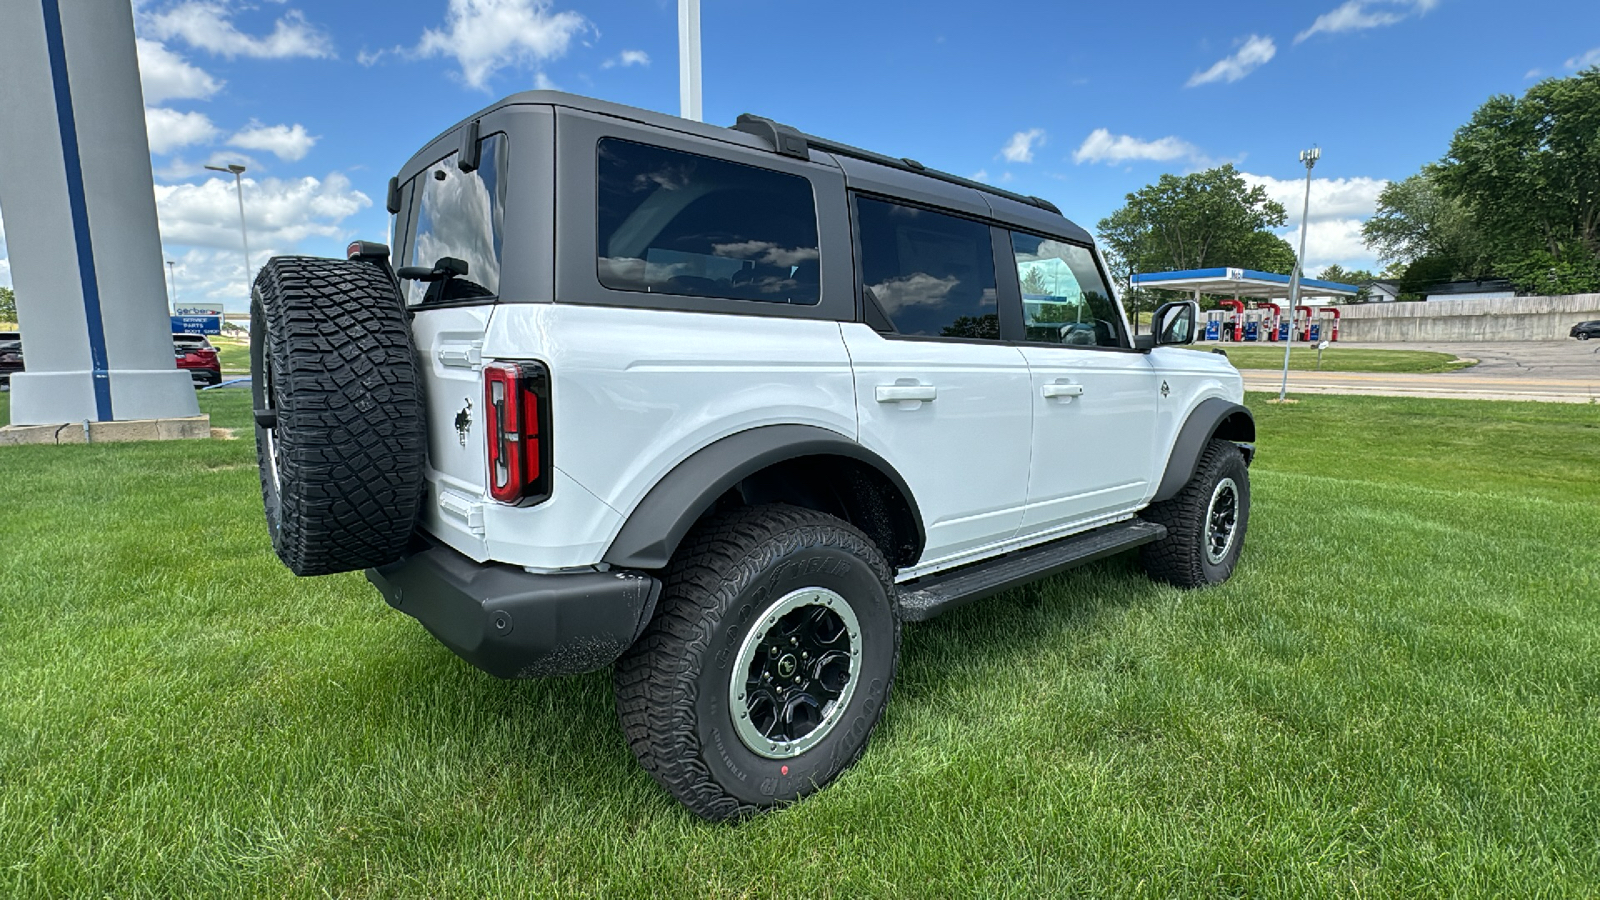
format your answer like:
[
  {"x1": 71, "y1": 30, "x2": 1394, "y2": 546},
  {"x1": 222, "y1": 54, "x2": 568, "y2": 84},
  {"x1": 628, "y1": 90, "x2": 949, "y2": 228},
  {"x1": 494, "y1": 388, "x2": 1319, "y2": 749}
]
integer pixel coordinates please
[{"x1": 251, "y1": 256, "x2": 427, "y2": 576}]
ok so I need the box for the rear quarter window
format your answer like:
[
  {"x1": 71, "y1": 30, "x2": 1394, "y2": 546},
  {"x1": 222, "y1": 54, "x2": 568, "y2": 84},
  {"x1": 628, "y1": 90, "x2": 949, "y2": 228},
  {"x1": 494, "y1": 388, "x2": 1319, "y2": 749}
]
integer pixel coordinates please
[
  {"x1": 407, "y1": 132, "x2": 508, "y2": 304},
  {"x1": 595, "y1": 138, "x2": 821, "y2": 306}
]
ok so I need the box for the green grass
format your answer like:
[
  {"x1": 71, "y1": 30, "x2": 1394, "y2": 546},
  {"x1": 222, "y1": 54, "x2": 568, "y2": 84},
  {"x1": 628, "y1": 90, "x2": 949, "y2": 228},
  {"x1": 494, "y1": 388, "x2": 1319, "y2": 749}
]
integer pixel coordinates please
[
  {"x1": 3, "y1": 392, "x2": 1599, "y2": 896},
  {"x1": 1200, "y1": 344, "x2": 1476, "y2": 373},
  {"x1": 212, "y1": 335, "x2": 250, "y2": 373}
]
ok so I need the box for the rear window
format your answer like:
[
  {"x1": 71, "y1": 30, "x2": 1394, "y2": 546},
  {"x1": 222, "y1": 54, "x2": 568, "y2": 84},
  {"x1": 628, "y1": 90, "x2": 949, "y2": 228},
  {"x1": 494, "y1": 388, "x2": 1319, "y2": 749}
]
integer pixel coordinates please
[
  {"x1": 596, "y1": 138, "x2": 820, "y2": 306},
  {"x1": 407, "y1": 132, "x2": 507, "y2": 304}
]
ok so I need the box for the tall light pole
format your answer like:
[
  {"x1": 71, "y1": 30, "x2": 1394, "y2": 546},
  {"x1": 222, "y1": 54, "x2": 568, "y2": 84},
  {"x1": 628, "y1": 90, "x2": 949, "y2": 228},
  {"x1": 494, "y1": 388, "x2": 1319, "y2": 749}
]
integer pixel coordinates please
[
  {"x1": 166, "y1": 260, "x2": 177, "y2": 312},
  {"x1": 1278, "y1": 146, "x2": 1319, "y2": 402},
  {"x1": 205, "y1": 163, "x2": 251, "y2": 305},
  {"x1": 678, "y1": 0, "x2": 702, "y2": 121}
]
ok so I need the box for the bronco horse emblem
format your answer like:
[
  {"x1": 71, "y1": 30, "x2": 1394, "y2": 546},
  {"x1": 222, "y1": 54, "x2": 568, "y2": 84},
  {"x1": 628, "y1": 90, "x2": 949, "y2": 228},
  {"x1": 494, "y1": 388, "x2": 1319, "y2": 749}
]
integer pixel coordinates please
[{"x1": 455, "y1": 399, "x2": 472, "y2": 446}]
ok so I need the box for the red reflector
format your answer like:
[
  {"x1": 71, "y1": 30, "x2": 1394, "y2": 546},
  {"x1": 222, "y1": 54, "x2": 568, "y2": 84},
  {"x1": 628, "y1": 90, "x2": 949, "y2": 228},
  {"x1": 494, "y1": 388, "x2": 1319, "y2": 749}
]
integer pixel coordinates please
[
  {"x1": 483, "y1": 361, "x2": 549, "y2": 505},
  {"x1": 346, "y1": 241, "x2": 361, "y2": 260}
]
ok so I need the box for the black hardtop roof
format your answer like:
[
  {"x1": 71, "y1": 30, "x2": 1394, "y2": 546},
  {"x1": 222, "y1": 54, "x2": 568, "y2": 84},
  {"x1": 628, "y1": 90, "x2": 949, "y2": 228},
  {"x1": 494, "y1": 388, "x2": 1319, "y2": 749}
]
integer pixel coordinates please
[{"x1": 401, "y1": 91, "x2": 1093, "y2": 245}]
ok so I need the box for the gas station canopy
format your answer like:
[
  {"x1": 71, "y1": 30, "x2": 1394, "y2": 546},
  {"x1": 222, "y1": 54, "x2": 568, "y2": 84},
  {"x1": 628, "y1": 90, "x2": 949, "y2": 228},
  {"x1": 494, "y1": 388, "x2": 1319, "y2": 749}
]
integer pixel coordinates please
[{"x1": 1131, "y1": 267, "x2": 1358, "y2": 300}]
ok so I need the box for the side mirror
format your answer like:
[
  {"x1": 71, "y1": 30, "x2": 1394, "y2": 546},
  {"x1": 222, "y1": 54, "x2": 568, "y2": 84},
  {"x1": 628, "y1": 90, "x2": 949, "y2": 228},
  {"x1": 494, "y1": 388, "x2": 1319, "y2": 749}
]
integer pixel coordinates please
[{"x1": 1151, "y1": 300, "x2": 1200, "y2": 346}]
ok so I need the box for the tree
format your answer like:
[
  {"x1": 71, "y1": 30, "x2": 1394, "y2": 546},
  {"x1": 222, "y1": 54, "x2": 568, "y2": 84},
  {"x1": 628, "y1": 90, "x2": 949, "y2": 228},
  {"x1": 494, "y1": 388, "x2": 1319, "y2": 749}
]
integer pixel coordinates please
[
  {"x1": 1097, "y1": 164, "x2": 1290, "y2": 276},
  {"x1": 1434, "y1": 68, "x2": 1600, "y2": 294},
  {"x1": 0, "y1": 286, "x2": 15, "y2": 324},
  {"x1": 1360, "y1": 168, "x2": 1486, "y2": 278},
  {"x1": 1316, "y1": 264, "x2": 1377, "y2": 302},
  {"x1": 1020, "y1": 267, "x2": 1047, "y2": 295}
]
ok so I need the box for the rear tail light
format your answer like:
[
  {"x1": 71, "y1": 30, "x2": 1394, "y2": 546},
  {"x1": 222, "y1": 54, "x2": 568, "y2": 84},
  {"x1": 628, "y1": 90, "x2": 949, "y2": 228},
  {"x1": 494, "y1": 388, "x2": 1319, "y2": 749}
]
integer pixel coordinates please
[{"x1": 483, "y1": 361, "x2": 551, "y2": 505}]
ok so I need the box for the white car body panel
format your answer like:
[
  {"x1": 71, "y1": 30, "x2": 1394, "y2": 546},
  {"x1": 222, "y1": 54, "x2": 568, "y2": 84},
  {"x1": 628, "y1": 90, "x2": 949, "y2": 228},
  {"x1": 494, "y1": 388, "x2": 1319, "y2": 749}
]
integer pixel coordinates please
[
  {"x1": 413, "y1": 303, "x2": 858, "y2": 570},
  {"x1": 840, "y1": 323, "x2": 1033, "y2": 567}
]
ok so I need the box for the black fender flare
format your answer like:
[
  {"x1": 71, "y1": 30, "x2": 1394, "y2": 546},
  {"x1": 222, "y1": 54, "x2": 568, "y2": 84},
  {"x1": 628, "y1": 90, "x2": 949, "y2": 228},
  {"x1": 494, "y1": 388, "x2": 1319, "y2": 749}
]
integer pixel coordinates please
[
  {"x1": 602, "y1": 425, "x2": 925, "y2": 570},
  {"x1": 1152, "y1": 398, "x2": 1256, "y2": 503}
]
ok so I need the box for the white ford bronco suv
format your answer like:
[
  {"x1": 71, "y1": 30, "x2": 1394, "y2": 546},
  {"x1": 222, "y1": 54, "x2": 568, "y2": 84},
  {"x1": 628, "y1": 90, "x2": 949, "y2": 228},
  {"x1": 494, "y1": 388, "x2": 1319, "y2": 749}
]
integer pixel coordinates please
[{"x1": 250, "y1": 92, "x2": 1254, "y2": 821}]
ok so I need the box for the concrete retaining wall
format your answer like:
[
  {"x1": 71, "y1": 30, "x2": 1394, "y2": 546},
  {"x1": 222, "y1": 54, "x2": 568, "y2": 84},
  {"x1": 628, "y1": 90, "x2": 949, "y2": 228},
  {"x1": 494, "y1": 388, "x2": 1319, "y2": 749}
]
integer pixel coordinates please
[{"x1": 1337, "y1": 294, "x2": 1600, "y2": 342}]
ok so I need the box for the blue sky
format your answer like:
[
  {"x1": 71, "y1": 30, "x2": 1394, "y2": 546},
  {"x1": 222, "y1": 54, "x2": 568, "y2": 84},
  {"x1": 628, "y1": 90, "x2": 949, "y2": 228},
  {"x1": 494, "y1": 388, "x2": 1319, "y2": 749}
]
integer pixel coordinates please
[{"x1": 1, "y1": 0, "x2": 1595, "y2": 311}]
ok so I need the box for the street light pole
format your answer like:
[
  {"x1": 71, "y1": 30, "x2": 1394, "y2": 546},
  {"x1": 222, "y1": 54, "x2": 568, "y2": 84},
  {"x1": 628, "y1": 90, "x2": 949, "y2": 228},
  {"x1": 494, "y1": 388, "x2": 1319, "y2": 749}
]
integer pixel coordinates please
[
  {"x1": 678, "y1": 0, "x2": 702, "y2": 121},
  {"x1": 205, "y1": 163, "x2": 251, "y2": 305},
  {"x1": 1278, "y1": 146, "x2": 1319, "y2": 402},
  {"x1": 166, "y1": 260, "x2": 177, "y2": 312}
]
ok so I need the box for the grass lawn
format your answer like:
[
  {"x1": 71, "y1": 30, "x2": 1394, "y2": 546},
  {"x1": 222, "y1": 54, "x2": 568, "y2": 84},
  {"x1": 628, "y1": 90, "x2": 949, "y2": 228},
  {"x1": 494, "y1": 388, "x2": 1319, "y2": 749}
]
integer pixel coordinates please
[
  {"x1": 2, "y1": 391, "x2": 1598, "y2": 896},
  {"x1": 1199, "y1": 344, "x2": 1475, "y2": 373},
  {"x1": 212, "y1": 334, "x2": 250, "y2": 373}
]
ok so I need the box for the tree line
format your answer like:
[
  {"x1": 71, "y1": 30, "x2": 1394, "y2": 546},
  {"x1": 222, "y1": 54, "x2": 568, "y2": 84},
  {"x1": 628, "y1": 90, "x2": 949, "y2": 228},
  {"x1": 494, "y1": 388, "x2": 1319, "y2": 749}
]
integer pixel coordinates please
[{"x1": 1098, "y1": 67, "x2": 1600, "y2": 303}]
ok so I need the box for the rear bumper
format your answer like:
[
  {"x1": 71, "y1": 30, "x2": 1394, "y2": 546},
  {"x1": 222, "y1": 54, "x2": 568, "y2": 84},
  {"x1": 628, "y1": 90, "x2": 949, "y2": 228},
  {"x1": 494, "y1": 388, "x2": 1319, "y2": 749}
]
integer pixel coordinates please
[{"x1": 366, "y1": 539, "x2": 661, "y2": 679}]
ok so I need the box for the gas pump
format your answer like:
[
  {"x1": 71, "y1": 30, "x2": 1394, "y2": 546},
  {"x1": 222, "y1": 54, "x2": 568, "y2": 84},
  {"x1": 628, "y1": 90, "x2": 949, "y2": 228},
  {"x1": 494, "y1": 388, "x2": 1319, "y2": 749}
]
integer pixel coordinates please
[
  {"x1": 1294, "y1": 306, "x2": 1314, "y2": 342},
  {"x1": 1319, "y1": 306, "x2": 1341, "y2": 342},
  {"x1": 1204, "y1": 310, "x2": 1224, "y2": 342},
  {"x1": 1264, "y1": 303, "x2": 1282, "y2": 342},
  {"x1": 1218, "y1": 300, "x2": 1244, "y2": 342},
  {"x1": 1242, "y1": 309, "x2": 1261, "y2": 342}
]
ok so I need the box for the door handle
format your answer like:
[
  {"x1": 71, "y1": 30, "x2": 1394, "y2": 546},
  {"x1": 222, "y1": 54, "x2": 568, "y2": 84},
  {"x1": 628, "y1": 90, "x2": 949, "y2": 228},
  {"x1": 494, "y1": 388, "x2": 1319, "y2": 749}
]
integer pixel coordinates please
[
  {"x1": 875, "y1": 384, "x2": 937, "y2": 403},
  {"x1": 1041, "y1": 383, "x2": 1085, "y2": 399}
]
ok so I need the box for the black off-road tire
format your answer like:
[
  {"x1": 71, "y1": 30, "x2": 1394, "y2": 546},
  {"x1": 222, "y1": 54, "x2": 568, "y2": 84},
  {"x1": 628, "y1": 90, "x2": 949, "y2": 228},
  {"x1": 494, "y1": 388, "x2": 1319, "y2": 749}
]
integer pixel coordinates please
[
  {"x1": 251, "y1": 256, "x2": 427, "y2": 576},
  {"x1": 614, "y1": 505, "x2": 900, "y2": 821},
  {"x1": 1140, "y1": 439, "x2": 1251, "y2": 588}
]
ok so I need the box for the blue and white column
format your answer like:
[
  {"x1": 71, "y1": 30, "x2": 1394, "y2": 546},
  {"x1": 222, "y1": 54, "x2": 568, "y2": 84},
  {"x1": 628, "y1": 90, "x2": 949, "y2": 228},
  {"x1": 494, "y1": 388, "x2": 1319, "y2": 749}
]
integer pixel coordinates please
[{"x1": 0, "y1": 0, "x2": 200, "y2": 426}]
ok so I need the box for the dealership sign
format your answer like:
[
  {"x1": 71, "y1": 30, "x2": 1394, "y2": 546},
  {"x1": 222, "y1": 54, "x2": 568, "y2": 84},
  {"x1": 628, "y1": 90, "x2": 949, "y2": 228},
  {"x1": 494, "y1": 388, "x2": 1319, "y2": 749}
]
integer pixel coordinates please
[{"x1": 171, "y1": 315, "x2": 221, "y2": 335}]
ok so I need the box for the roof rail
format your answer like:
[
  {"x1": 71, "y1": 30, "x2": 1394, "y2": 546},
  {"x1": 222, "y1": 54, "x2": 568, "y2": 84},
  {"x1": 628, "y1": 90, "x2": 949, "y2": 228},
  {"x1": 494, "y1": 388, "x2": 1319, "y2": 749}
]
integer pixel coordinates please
[{"x1": 733, "y1": 113, "x2": 1062, "y2": 217}]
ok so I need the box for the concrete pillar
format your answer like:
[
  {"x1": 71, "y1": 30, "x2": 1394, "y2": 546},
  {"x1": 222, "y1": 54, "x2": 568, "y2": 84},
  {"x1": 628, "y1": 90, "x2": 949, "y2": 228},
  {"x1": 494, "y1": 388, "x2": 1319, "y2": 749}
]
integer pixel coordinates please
[{"x1": 0, "y1": 0, "x2": 199, "y2": 425}]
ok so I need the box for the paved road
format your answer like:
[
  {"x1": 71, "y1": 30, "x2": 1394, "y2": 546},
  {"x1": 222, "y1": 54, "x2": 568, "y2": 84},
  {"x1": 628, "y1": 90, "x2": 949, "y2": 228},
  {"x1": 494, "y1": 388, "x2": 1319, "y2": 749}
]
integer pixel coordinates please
[{"x1": 1238, "y1": 340, "x2": 1600, "y2": 403}]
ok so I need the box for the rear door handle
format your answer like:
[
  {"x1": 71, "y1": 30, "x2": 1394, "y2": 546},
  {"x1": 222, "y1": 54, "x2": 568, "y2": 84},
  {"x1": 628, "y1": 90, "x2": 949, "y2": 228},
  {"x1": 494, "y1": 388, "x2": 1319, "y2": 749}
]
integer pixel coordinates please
[
  {"x1": 875, "y1": 384, "x2": 937, "y2": 403},
  {"x1": 1041, "y1": 383, "x2": 1085, "y2": 399}
]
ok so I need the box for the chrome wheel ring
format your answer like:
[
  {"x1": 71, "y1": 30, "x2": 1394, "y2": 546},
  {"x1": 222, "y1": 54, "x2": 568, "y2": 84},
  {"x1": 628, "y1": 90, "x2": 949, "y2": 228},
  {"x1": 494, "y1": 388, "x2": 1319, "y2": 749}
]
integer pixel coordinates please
[
  {"x1": 729, "y1": 586, "x2": 861, "y2": 759},
  {"x1": 1204, "y1": 477, "x2": 1240, "y2": 565}
]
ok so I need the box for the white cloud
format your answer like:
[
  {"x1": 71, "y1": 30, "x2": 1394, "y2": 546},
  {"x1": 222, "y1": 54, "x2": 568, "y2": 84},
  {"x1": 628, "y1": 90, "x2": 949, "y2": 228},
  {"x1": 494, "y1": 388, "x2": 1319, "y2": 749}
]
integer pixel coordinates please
[
  {"x1": 602, "y1": 49, "x2": 650, "y2": 69},
  {"x1": 1239, "y1": 172, "x2": 1389, "y2": 227},
  {"x1": 1566, "y1": 47, "x2": 1600, "y2": 69},
  {"x1": 145, "y1": 107, "x2": 220, "y2": 154},
  {"x1": 154, "y1": 173, "x2": 370, "y2": 253},
  {"x1": 1295, "y1": 0, "x2": 1437, "y2": 44},
  {"x1": 1000, "y1": 128, "x2": 1045, "y2": 164},
  {"x1": 144, "y1": 2, "x2": 334, "y2": 59},
  {"x1": 415, "y1": 0, "x2": 590, "y2": 90},
  {"x1": 357, "y1": 48, "x2": 386, "y2": 67},
  {"x1": 1279, "y1": 218, "x2": 1380, "y2": 274},
  {"x1": 1074, "y1": 129, "x2": 1203, "y2": 165},
  {"x1": 1241, "y1": 171, "x2": 1390, "y2": 272},
  {"x1": 970, "y1": 169, "x2": 989, "y2": 183},
  {"x1": 228, "y1": 121, "x2": 317, "y2": 161},
  {"x1": 135, "y1": 38, "x2": 222, "y2": 104},
  {"x1": 1187, "y1": 35, "x2": 1276, "y2": 86},
  {"x1": 156, "y1": 151, "x2": 264, "y2": 181}
]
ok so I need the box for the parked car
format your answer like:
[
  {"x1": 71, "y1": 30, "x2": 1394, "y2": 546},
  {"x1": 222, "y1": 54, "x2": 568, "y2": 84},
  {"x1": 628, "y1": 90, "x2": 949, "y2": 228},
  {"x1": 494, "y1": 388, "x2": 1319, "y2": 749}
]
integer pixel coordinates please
[
  {"x1": 248, "y1": 91, "x2": 1254, "y2": 820},
  {"x1": 173, "y1": 333, "x2": 221, "y2": 386},
  {"x1": 1570, "y1": 320, "x2": 1600, "y2": 340},
  {"x1": 0, "y1": 336, "x2": 21, "y2": 389}
]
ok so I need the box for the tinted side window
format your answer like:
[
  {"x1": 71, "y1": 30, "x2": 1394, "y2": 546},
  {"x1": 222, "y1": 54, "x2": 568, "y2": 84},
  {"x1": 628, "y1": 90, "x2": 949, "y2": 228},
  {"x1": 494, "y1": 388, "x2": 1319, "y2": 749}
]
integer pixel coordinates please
[
  {"x1": 1011, "y1": 232, "x2": 1124, "y2": 348},
  {"x1": 855, "y1": 196, "x2": 999, "y2": 340},
  {"x1": 596, "y1": 139, "x2": 820, "y2": 306},
  {"x1": 408, "y1": 133, "x2": 507, "y2": 304}
]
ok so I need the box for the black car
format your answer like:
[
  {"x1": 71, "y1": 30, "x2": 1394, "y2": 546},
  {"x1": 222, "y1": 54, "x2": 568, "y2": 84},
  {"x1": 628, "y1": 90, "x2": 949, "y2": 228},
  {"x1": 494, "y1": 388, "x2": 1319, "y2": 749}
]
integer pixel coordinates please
[
  {"x1": 1571, "y1": 321, "x2": 1600, "y2": 340},
  {"x1": 0, "y1": 336, "x2": 21, "y2": 390}
]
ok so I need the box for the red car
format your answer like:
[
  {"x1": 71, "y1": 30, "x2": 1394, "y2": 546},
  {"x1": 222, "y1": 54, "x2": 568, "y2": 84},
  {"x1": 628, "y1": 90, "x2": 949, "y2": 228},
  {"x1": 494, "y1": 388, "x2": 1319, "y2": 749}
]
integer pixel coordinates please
[{"x1": 174, "y1": 333, "x2": 222, "y2": 387}]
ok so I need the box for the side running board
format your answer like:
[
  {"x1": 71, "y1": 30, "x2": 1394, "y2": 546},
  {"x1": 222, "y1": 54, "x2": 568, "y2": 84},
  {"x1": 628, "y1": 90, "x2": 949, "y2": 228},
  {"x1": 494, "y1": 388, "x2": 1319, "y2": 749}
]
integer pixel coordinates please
[{"x1": 896, "y1": 520, "x2": 1167, "y2": 623}]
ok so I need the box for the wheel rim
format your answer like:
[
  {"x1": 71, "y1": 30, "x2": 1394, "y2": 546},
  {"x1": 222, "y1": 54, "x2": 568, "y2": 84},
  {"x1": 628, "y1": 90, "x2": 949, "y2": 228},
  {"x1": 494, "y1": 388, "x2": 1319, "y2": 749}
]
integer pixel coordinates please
[
  {"x1": 260, "y1": 320, "x2": 283, "y2": 494},
  {"x1": 1204, "y1": 477, "x2": 1240, "y2": 565},
  {"x1": 730, "y1": 586, "x2": 861, "y2": 760}
]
